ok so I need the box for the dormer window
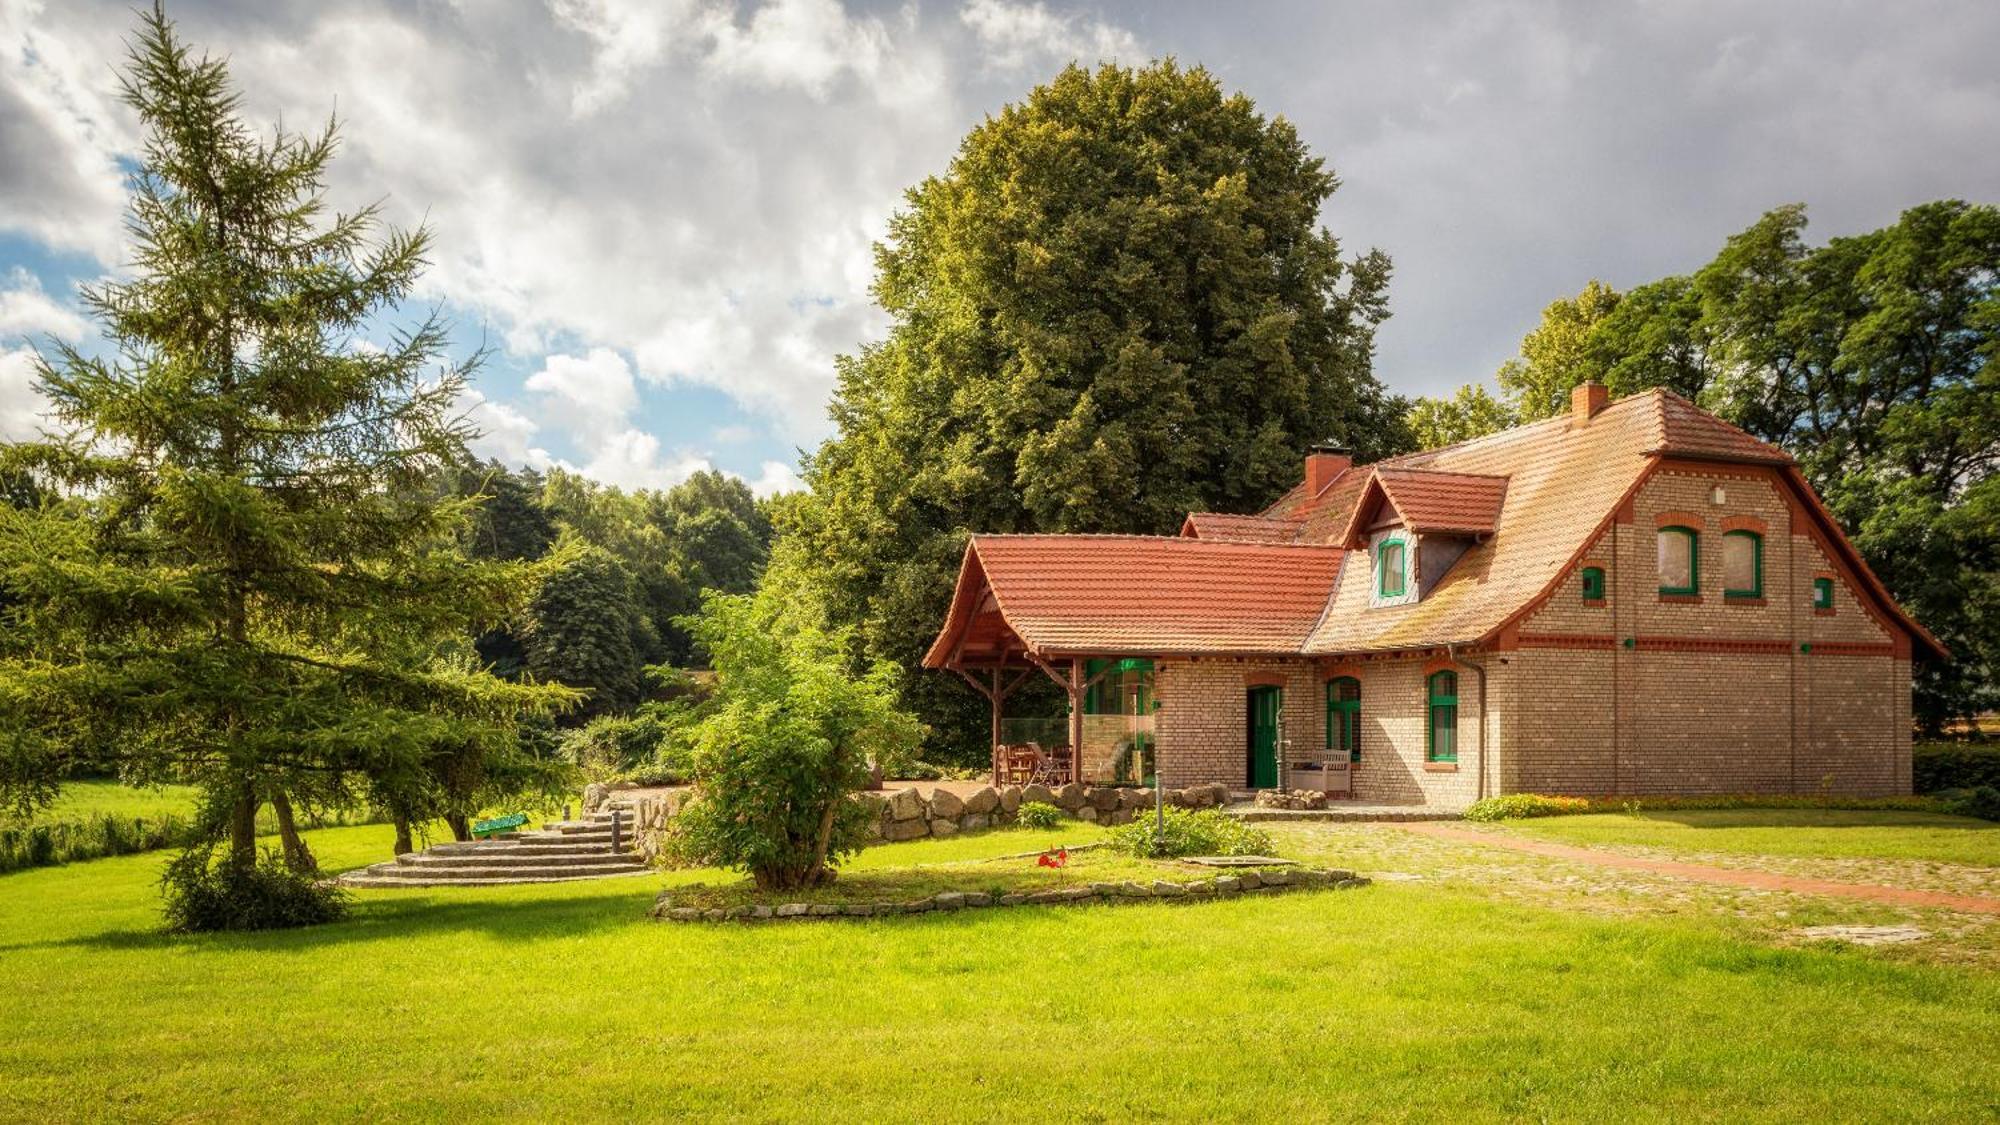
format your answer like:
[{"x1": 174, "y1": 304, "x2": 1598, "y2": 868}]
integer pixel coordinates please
[{"x1": 1371, "y1": 530, "x2": 1416, "y2": 607}]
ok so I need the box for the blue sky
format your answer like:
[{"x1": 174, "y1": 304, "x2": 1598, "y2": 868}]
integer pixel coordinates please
[{"x1": 4, "y1": 0, "x2": 1996, "y2": 494}]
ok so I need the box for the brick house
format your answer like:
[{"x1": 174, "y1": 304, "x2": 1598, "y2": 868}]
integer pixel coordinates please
[{"x1": 923, "y1": 385, "x2": 1945, "y2": 810}]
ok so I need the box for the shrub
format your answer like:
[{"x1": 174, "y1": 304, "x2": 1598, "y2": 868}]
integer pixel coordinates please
[
  {"x1": 1106, "y1": 807, "x2": 1274, "y2": 859},
  {"x1": 1914, "y1": 742, "x2": 2000, "y2": 794},
  {"x1": 1015, "y1": 801, "x2": 1063, "y2": 830},
  {"x1": 1463, "y1": 795, "x2": 1593, "y2": 821},
  {"x1": 0, "y1": 813, "x2": 195, "y2": 874},
  {"x1": 1937, "y1": 786, "x2": 2000, "y2": 822},
  {"x1": 161, "y1": 849, "x2": 347, "y2": 932},
  {"x1": 663, "y1": 592, "x2": 924, "y2": 891}
]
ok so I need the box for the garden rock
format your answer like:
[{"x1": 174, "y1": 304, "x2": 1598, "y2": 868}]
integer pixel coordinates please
[
  {"x1": 964, "y1": 787, "x2": 1000, "y2": 815},
  {"x1": 930, "y1": 818, "x2": 959, "y2": 837},
  {"x1": 930, "y1": 788, "x2": 965, "y2": 819},
  {"x1": 882, "y1": 818, "x2": 928, "y2": 843},
  {"x1": 1087, "y1": 787, "x2": 1120, "y2": 811},
  {"x1": 999, "y1": 786, "x2": 1023, "y2": 814},
  {"x1": 1021, "y1": 784, "x2": 1055, "y2": 807},
  {"x1": 1054, "y1": 783, "x2": 1087, "y2": 811},
  {"x1": 888, "y1": 788, "x2": 924, "y2": 821}
]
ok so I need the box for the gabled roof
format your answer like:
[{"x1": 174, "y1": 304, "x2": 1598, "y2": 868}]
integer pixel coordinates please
[
  {"x1": 1332, "y1": 467, "x2": 1510, "y2": 546},
  {"x1": 922, "y1": 535, "x2": 1343, "y2": 665},
  {"x1": 1180, "y1": 512, "x2": 1304, "y2": 543}
]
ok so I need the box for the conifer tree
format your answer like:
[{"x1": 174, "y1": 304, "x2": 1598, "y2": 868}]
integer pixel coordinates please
[{"x1": 0, "y1": 7, "x2": 575, "y2": 913}]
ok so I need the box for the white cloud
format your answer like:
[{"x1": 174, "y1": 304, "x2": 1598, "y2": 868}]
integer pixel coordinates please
[
  {"x1": 0, "y1": 0, "x2": 131, "y2": 261},
  {"x1": 0, "y1": 267, "x2": 86, "y2": 340},
  {"x1": 959, "y1": 0, "x2": 1139, "y2": 72},
  {"x1": 746, "y1": 458, "x2": 803, "y2": 497},
  {"x1": 0, "y1": 346, "x2": 45, "y2": 440},
  {"x1": 523, "y1": 347, "x2": 639, "y2": 446},
  {"x1": 458, "y1": 387, "x2": 548, "y2": 468}
]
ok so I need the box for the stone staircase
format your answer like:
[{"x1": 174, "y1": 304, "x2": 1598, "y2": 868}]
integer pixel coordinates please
[{"x1": 338, "y1": 808, "x2": 651, "y2": 888}]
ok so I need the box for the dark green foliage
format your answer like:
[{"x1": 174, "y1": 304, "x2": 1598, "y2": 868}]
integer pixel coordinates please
[
  {"x1": 0, "y1": 813, "x2": 191, "y2": 874},
  {"x1": 160, "y1": 846, "x2": 347, "y2": 932},
  {"x1": 664, "y1": 590, "x2": 924, "y2": 891},
  {"x1": 0, "y1": 8, "x2": 576, "y2": 893},
  {"x1": 523, "y1": 543, "x2": 655, "y2": 719},
  {"x1": 1105, "y1": 807, "x2": 1275, "y2": 858},
  {"x1": 779, "y1": 61, "x2": 1403, "y2": 761},
  {"x1": 1914, "y1": 742, "x2": 2000, "y2": 793},
  {"x1": 1937, "y1": 786, "x2": 2000, "y2": 821}
]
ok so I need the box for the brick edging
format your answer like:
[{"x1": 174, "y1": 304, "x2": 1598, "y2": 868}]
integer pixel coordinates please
[{"x1": 651, "y1": 866, "x2": 1370, "y2": 923}]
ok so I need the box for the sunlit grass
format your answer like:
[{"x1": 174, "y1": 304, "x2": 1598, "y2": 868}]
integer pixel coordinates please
[{"x1": 1492, "y1": 809, "x2": 2000, "y2": 867}]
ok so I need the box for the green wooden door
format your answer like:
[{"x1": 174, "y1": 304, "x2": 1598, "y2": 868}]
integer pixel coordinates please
[{"x1": 1248, "y1": 686, "x2": 1281, "y2": 788}]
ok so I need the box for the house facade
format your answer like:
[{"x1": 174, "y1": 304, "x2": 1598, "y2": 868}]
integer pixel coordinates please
[{"x1": 923, "y1": 386, "x2": 1944, "y2": 810}]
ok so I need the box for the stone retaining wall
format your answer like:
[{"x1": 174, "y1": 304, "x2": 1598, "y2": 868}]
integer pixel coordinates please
[
  {"x1": 652, "y1": 865, "x2": 1369, "y2": 922},
  {"x1": 620, "y1": 781, "x2": 1236, "y2": 860}
]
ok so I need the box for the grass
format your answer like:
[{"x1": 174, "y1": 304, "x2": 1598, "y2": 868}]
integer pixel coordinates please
[
  {"x1": 1490, "y1": 809, "x2": 2000, "y2": 867},
  {"x1": 2, "y1": 821, "x2": 1998, "y2": 1120},
  {"x1": 7, "y1": 780, "x2": 202, "y2": 824}
]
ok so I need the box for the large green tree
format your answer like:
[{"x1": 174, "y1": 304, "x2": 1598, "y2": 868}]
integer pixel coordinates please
[
  {"x1": 0, "y1": 9, "x2": 574, "y2": 904},
  {"x1": 782, "y1": 60, "x2": 1403, "y2": 761},
  {"x1": 1412, "y1": 201, "x2": 2000, "y2": 726}
]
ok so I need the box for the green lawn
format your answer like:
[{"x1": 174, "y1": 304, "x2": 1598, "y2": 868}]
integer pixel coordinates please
[
  {"x1": 2, "y1": 822, "x2": 1997, "y2": 1120},
  {"x1": 1493, "y1": 809, "x2": 2000, "y2": 867},
  {"x1": 4, "y1": 780, "x2": 202, "y2": 825}
]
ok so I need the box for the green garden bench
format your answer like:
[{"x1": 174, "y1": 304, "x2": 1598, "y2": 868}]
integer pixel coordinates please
[{"x1": 471, "y1": 813, "x2": 528, "y2": 838}]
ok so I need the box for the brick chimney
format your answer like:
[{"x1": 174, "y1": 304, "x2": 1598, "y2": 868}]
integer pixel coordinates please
[
  {"x1": 1305, "y1": 443, "x2": 1352, "y2": 494},
  {"x1": 1572, "y1": 380, "x2": 1609, "y2": 424}
]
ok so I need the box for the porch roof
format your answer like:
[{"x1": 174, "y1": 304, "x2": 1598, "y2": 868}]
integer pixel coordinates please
[{"x1": 922, "y1": 534, "x2": 1345, "y2": 668}]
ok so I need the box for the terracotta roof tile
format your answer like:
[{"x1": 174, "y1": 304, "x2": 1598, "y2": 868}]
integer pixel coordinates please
[
  {"x1": 1334, "y1": 467, "x2": 1510, "y2": 544},
  {"x1": 1181, "y1": 512, "x2": 1305, "y2": 543},
  {"x1": 923, "y1": 535, "x2": 1342, "y2": 664}
]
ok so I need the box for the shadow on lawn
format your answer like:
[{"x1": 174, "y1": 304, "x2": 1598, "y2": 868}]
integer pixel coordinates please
[{"x1": 1, "y1": 883, "x2": 667, "y2": 956}]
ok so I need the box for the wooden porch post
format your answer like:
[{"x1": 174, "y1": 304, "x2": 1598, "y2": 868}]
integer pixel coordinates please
[
  {"x1": 1068, "y1": 657, "x2": 1084, "y2": 785},
  {"x1": 990, "y1": 665, "x2": 1004, "y2": 787}
]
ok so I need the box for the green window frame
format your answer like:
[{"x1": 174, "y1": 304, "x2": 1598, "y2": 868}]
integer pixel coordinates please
[
  {"x1": 1425, "y1": 670, "x2": 1458, "y2": 763},
  {"x1": 1813, "y1": 576, "x2": 1835, "y2": 611},
  {"x1": 1326, "y1": 677, "x2": 1361, "y2": 763},
  {"x1": 1581, "y1": 566, "x2": 1606, "y2": 601},
  {"x1": 1657, "y1": 526, "x2": 1698, "y2": 596},
  {"x1": 1377, "y1": 538, "x2": 1408, "y2": 598},
  {"x1": 1723, "y1": 530, "x2": 1762, "y2": 599}
]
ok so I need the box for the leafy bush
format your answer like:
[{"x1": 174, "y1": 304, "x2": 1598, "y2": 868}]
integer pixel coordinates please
[
  {"x1": 1015, "y1": 802, "x2": 1063, "y2": 830},
  {"x1": 1914, "y1": 742, "x2": 2000, "y2": 794},
  {"x1": 1106, "y1": 807, "x2": 1274, "y2": 859},
  {"x1": 664, "y1": 592, "x2": 924, "y2": 891},
  {"x1": 1464, "y1": 792, "x2": 1969, "y2": 821},
  {"x1": 161, "y1": 849, "x2": 347, "y2": 932},
  {"x1": 1463, "y1": 795, "x2": 1593, "y2": 821},
  {"x1": 0, "y1": 813, "x2": 195, "y2": 874},
  {"x1": 1936, "y1": 786, "x2": 2000, "y2": 821}
]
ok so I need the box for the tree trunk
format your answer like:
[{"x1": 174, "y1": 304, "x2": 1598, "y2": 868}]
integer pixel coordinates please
[
  {"x1": 228, "y1": 786, "x2": 259, "y2": 867},
  {"x1": 445, "y1": 812, "x2": 471, "y2": 843},
  {"x1": 393, "y1": 815, "x2": 414, "y2": 856},
  {"x1": 270, "y1": 789, "x2": 317, "y2": 874}
]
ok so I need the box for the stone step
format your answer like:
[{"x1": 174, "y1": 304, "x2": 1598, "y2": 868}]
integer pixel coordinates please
[
  {"x1": 396, "y1": 851, "x2": 641, "y2": 870},
  {"x1": 360, "y1": 859, "x2": 649, "y2": 880},
  {"x1": 465, "y1": 841, "x2": 623, "y2": 857},
  {"x1": 338, "y1": 864, "x2": 651, "y2": 888}
]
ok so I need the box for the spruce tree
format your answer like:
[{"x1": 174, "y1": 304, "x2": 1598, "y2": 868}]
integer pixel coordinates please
[{"x1": 0, "y1": 7, "x2": 575, "y2": 914}]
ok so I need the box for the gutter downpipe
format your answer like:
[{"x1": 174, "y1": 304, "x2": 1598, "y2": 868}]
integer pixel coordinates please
[{"x1": 1448, "y1": 643, "x2": 1489, "y2": 802}]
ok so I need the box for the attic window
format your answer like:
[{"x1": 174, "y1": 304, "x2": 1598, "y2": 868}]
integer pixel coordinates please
[
  {"x1": 1376, "y1": 538, "x2": 1408, "y2": 598},
  {"x1": 1813, "y1": 576, "x2": 1835, "y2": 612}
]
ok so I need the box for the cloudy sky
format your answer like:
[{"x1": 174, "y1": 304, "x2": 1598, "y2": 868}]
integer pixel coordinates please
[{"x1": 2, "y1": 0, "x2": 1995, "y2": 494}]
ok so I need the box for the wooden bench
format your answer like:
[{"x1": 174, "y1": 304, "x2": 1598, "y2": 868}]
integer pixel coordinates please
[{"x1": 471, "y1": 813, "x2": 528, "y2": 838}]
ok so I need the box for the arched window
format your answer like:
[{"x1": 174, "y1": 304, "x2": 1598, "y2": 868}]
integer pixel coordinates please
[
  {"x1": 1658, "y1": 526, "x2": 1698, "y2": 596},
  {"x1": 1723, "y1": 530, "x2": 1762, "y2": 600},
  {"x1": 1426, "y1": 671, "x2": 1458, "y2": 763},
  {"x1": 1326, "y1": 677, "x2": 1361, "y2": 763}
]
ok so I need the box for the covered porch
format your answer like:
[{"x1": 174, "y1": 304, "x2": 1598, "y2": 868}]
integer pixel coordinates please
[{"x1": 922, "y1": 534, "x2": 1345, "y2": 790}]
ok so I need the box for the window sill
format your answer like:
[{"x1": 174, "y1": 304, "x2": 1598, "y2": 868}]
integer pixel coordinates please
[
  {"x1": 1725, "y1": 595, "x2": 1766, "y2": 606},
  {"x1": 1813, "y1": 607, "x2": 1837, "y2": 617},
  {"x1": 1657, "y1": 593, "x2": 1703, "y2": 605},
  {"x1": 1423, "y1": 762, "x2": 1459, "y2": 773},
  {"x1": 1581, "y1": 598, "x2": 1607, "y2": 608}
]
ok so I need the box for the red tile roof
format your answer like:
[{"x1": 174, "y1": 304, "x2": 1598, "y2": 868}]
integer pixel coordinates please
[
  {"x1": 1333, "y1": 467, "x2": 1509, "y2": 545},
  {"x1": 922, "y1": 535, "x2": 1343, "y2": 665},
  {"x1": 1180, "y1": 512, "x2": 1305, "y2": 543}
]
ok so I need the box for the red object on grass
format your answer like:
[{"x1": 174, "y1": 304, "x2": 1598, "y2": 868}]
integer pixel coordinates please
[{"x1": 1037, "y1": 848, "x2": 1068, "y2": 869}]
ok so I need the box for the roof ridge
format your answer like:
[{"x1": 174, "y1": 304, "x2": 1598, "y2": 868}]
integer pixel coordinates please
[{"x1": 972, "y1": 532, "x2": 1343, "y2": 550}]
